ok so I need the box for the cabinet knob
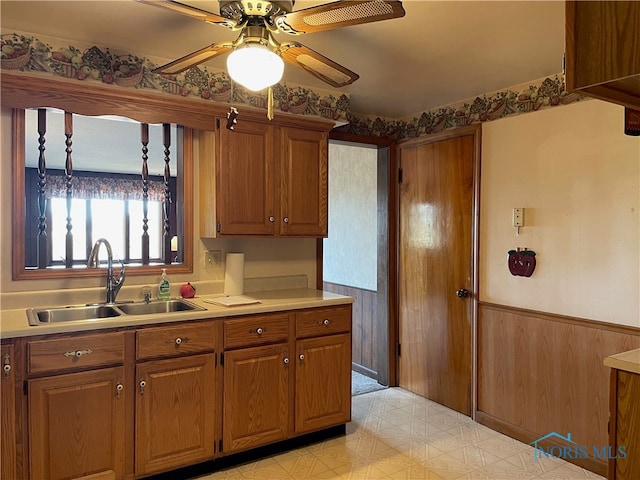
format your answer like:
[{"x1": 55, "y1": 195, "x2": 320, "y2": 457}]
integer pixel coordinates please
[
  {"x1": 299, "y1": 353, "x2": 305, "y2": 361},
  {"x1": 269, "y1": 216, "x2": 275, "y2": 222},
  {"x1": 283, "y1": 217, "x2": 289, "y2": 224},
  {"x1": 175, "y1": 337, "x2": 182, "y2": 345},
  {"x1": 139, "y1": 380, "x2": 146, "y2": 395},
  {"x1": 256, "y1": 327, "x2": 264, "y2": 335},
  {"x1": 283, "y1": 357, "x2": 289, "y2": 365},
  {"x1": 322, "y1": 319, "x2": 330, "y2": 326},
  {"x1": 115, "y1": 383, "x2": 123, "y2": 399}
]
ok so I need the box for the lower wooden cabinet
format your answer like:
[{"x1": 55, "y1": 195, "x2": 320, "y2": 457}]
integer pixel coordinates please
[
  {"x1": 295, "y1": 333, "x2": 352, "y2": 434},
  {"x1": 1, "y1": 342, "x2": 18, "y2": 480},
  {"x1": 223, "y1": 343, "x2": 290, "y2": 453},
  {"x1": 12, "y1": 303, "x2": 351, "y2": 479},
  {"x1": 28, "y1": 367, "x2": 126, "y2": 480},
  {"x1": 136, "y1": 353, "x2": 217, "y2": 476},
  {"x1": 609, "y1": 368, "x2": 640, "y2": 480}
]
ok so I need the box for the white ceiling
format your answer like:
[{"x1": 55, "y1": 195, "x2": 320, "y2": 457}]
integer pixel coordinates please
[{"x1": 1, "y1": 0, "x2": 566, "y2": 119}]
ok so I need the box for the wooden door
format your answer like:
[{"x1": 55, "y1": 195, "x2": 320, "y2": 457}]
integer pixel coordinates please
[
  {"x1": 280, "y1": 127, "x2": 328, "y2": 236},
  {"x1": 1, "y1": 343, "x2": 17, "y2": 480},
  {"x1": 295, "y1": 333, "x2": 351, "y2": 433},
  {"x1": 398, "y1": 133, "x2": 475, "y2": 416},
  {"x1": 29, "y1": 367, "x2": 126, "y2": 480},
  {"x1": 223, "y1": 343, "x2": 290, "y2": 453},
  {"x1": 135, "y1": 354, "x2": 216, "y2": 476},
  {"x1": 218, "y1": 120, "x2": 276, "y2": 235}
]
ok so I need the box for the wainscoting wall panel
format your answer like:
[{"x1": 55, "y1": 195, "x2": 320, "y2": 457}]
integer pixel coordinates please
[
  {"x1": 477, "y1": 302, "x2": 640, "y2": 475},
  {"x1": 323, "y1": 282, "x2": 378, "y2": 378}
]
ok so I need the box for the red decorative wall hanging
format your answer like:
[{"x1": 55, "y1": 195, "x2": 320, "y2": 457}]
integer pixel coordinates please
[{"x1": 508, "y1": 248, "x2": 536, "y2": 277}]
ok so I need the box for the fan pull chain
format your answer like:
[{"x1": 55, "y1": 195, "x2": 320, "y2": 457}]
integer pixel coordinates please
[{"x1": 267, "y1": 86, "x2": 274, "y2": 121}]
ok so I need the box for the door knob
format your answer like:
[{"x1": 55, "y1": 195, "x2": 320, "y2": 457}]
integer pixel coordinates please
[{"x1": 456, "y1": 288, "x2": 470, "y2": 298}]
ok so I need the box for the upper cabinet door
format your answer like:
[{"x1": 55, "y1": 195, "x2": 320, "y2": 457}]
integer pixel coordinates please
[
  {"x1": 217, "y1": 120, "x2": 277, "y2": 235},
  {"x1": 565, "y1": 0, "x2": 640, "y2": 110},
  {"x1": 279, "y1": 127, "x2": 328, "y2": 237}
]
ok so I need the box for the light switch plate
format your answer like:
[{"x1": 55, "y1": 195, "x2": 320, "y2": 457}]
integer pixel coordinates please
[{"x1": 513, "y1": 208, "x2": 524, "y2": 227}]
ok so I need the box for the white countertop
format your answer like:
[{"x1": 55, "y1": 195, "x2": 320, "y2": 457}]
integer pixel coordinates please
[
  {"x1": 0, "y1": 288, "x2": 353, "y2": 339},
  {"x1": 604, "y1": 348, "x2": 640, "y2": 375}
]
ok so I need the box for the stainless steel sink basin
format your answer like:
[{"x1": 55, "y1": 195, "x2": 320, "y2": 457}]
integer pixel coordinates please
[
  {"x1": 27, "y1": 304, "x2": 122, "y2": 326},
  {"x1": 116, "y1": 299, "x2": 204, "y2": 316},
  {"x1": 27, "y1": 299, "x2": 205, "y2": 326}
]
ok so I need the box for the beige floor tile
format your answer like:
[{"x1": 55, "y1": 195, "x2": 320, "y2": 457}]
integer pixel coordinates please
[{"x1": 191, "y1": 387, "x2": 605, "y2": 480}]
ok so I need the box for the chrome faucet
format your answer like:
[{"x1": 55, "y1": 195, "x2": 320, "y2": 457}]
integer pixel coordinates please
[{"x1": 87, "y1": 238, "x2": 126, "y2": 304}]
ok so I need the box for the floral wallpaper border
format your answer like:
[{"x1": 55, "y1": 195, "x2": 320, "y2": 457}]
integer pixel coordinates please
[
  {"x1": 1, "y1": 31, "x2": 584, "y2": 138},
  {"x1": 0, "y1": 32, "x2": 351, "y2": 122},
  {"x1": 338, "y1": 75, "x2": 584, "y2": 139}
]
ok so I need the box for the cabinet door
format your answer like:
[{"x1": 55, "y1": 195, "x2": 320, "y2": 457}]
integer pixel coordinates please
[
  {"x1": 218, "y1": 120, "x2": 277, "y2": 235},
  {"x1": 1, "y1": 343, "x2": 18, "y2": 480},
  {"x1": 223, "y1": 344, "x2": 290, "y2": 453},
  {"x1": 29, "y1": 367, "x2": 126, "y2": 480},
  {"x1": 136, "y1": 353, "x2": 216, "y2": 476},
  {"x1": 296, "y1": 333, "x2": 351, "y2": 434},
  {"x1": 279, "y1": 127, "x2": 328, "y2": 236}
]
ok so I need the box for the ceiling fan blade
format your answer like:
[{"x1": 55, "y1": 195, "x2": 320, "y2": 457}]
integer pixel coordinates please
[
  {"x1": 153, "y1": 42, "x2": 233, "y2": 75},
  {"x1": 136, "y1": 0, "x2": 237, "y2": 28},
  {"x1": 280, "y1": 42, "x2": 359, "y2": 88},
  {"x1": 275, "y1": 0, "x2": 405, "y2": 34}
]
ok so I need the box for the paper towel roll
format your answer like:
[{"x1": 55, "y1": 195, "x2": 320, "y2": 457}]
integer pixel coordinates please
[{"x1": 224, "y1": 253, "x2": 244, "y2": 296}]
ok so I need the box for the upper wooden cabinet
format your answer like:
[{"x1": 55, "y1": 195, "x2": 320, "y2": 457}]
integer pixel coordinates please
[
  {"x1": 565, "y1": 1, "x2": 640, "y2": 110},
  {"x1": 200, "y1": 116, "x2": 331, "y2": 238}
]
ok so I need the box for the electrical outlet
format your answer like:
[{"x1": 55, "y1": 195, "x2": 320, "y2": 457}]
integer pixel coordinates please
[{"x1": 204, "y1": 250, "x2": 222, "y2": 268}]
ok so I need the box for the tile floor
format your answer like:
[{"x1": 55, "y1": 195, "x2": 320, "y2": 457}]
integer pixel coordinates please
[{"x1": 197, "y1": 388, "x2": 605, "y2": 480}]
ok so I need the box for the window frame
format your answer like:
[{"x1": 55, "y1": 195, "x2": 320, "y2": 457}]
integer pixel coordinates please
[{"x1": 1, "y1": 70, "x2": 228, "y2": 280}]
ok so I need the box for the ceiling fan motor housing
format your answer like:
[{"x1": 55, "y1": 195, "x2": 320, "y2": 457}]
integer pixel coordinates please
[{"x1": 219, "y1": 1, "x2": 294, "y2": 21}]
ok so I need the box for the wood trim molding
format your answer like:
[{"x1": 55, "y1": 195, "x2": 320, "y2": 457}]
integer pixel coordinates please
[
  {"x1": 475, "y1": 411, "x2": 607, "y2": 477},
  {"x1": 479, "y1": 302, "x2": 640, "y2": 336},
  {"x1": 0, "y1": 71, "x2": 335, "y2": 132}
]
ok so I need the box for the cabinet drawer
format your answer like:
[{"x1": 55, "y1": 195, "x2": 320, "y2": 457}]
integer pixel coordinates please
[
  {"x1": 137, "y1": 321, "x2": 217, "y2": 360},
  {"x1": 224, "y1": 313, "x2": 290, "y2": 349},
  {"x1": 296, "y1": 306, "x2": 351, "y2": 339},
  {"x1": 27, "y1": 331, "x2": 125, "y2": 375}
]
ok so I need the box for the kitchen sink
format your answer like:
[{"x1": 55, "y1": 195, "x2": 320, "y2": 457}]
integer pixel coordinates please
[
  {"x1": 27, "y1": 304, "x2": 122, "y2": 326},
  {"x1": 27, "y1": 299, "x2": 205, "y2": 326},
  {"x1": 116, "y1": 299, "x2": 205, "y2": 316}
]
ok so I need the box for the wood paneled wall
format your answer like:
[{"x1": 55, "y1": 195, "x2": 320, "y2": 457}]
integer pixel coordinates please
[
  {"x1": 477, "y1": 303, "x2": 640, "y2": 475},
  {"x1": 323, "y1": 282, "x2": 378, "y2": 378}
]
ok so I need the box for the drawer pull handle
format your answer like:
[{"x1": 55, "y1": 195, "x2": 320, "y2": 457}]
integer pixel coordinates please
[
  {"x1": 139, "y1": 380, "x2": 146, "y2": 395},
  {"x1": 165, "y1": 337, "x2": 189, "y2": 345},
  {"x1": 116, "y1": 383, "x2": 123, "y2": 399},
  {"x1": 250, "y1": 327, "x2": 268, "y2": 335},
  {"x1": 256, "y1": 328, "x2": 264, "y2": 335},
  {"x1": 322, "y1": 319, "x2": 330, "y2": 326},
  {"x1": 64, "y1": 349, "x2": 93, "y2": 358}
]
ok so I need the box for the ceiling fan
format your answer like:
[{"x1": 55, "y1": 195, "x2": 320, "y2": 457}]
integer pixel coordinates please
[{"x1": 138, "y1": 0, "x2": 405, "y2": 91}]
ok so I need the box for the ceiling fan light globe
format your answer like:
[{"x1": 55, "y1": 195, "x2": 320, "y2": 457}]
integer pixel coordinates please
[{"x1": 227, "y1": 45, "x2": 284, "y2": 92}]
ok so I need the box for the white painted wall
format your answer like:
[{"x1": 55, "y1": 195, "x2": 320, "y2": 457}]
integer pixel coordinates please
[
  {"x1": 480, "y1": 99, "x2": 640, "y2": 327},
  {"x1": 323, "y1": 141, "x2": 378, "y2": 291}
]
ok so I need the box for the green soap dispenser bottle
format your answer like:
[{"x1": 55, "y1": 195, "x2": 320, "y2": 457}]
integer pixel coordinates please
[{"x1": 158, "y1": 268, "x2": 171, "y2": 300}]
